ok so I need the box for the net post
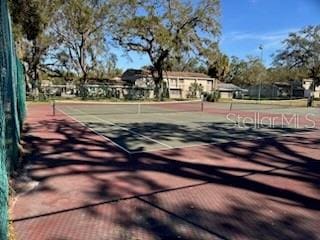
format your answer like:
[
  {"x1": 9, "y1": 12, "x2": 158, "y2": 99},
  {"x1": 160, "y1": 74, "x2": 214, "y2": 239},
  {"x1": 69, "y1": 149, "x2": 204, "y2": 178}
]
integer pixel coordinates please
[
  {"x1": 200, "y1": 94, "x2": 204, "y2": 112},
  {"x1": 52, "y1": 100, "x2": 56, "y2": 116},
  {"x1": 229, "y1": 102, "x2": 233, "y2": 112}
]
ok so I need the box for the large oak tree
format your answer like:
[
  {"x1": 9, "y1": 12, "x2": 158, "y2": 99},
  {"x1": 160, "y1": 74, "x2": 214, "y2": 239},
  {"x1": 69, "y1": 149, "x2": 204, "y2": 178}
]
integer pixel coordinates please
[
  {"x1": 208, "y1": 52, "x2": 229, "y2": 82},
  {"x1": 9, "y1": 0, "x2": 61, "y2": 96},
  {"x1": 273, "y1": 25, "x2": 320, "y2": 89},
  {"x1": 225, "y1": 56, "x2": 266, "y2": 87},
  {"x1": 111, "y1": 0, "x2": 220, "y2": 99},
  {"x1": 50, "y1": 0, "x2": 113, "y2": 97}
]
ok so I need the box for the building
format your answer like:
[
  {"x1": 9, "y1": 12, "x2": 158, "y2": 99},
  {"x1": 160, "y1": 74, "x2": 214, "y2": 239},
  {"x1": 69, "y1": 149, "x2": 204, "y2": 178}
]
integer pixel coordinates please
[
  {"x1": 121, "y1": 69, "x2": 218, "y2": 99},
  {"x1": 218, "y1": 83, "x2": 246, "y2": 99},
  {"x1": 248, "y1": 80, "x2": 306, "y2": 99},
  {"x1": 302, "y1": 79, "x2": 320, "y2": 98},
  {"x1": 40, "y1": 80, "x2": 75, "y2": 97}
]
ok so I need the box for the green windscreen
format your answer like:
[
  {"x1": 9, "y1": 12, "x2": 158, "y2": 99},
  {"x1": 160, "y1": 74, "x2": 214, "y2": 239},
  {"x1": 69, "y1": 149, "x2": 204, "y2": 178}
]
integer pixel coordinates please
[{"x1": 0, "y1": 0, "x2": 26, "y2": 238}]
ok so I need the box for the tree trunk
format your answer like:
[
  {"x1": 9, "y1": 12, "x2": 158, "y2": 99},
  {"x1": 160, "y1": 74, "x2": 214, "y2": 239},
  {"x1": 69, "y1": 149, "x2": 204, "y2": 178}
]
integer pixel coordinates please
[
  {"x1": 31, "y1": 63, "x2": 39, "y2": 99},
  {"x1": 154, "y1": 68, "x2": 164, "y2": 101},
  {"x1": 79, "y1": 34, "x2": 88, "y2": 99},
  {"x1": 79, "y1": 72, "x2": 88, "y2": 99},
  {"x1": 29, "y1": 40, "x2": 41, "y2": 100},
  {"x1": 153, "y1": 50, "x2": 169, "y2": 101}
]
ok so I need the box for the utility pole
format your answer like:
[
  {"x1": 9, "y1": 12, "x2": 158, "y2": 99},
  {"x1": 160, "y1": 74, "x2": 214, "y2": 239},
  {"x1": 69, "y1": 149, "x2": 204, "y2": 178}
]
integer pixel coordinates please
[{"x1": 258, "y1": 44, "x2": 263, "y2": 101}]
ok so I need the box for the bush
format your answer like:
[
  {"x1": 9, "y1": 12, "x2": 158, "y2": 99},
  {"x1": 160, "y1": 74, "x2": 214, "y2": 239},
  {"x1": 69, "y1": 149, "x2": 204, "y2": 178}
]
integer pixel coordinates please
[
  {"x1": 204, "y1": 91, "x2": 220, "y2": 102},
  {"x1": 187, "y1": 82, "x2": 204, "y2": 99}
]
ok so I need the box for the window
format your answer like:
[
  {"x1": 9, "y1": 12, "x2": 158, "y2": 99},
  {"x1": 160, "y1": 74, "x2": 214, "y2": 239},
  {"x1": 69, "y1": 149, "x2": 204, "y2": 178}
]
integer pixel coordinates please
[
  {"x1": 170, "y1": 79, "x2": 177, "y2": 88},
  {"x1": 207, "y1": 80, "x2": 213, "y2": 91},
  {"x1": 170, "y1": 89, "x2": 181, "y2": 97},
  {"x1": 179, "y1": 79, "x2": 184, "y2": 88}
]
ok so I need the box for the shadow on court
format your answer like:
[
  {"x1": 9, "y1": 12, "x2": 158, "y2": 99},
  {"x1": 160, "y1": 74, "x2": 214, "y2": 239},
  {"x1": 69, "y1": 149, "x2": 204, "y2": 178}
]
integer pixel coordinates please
[
  {"x1": 12, "y1": 104, "x2": 320, "y2": 240},
  {"x1": 84, "y1": 119, "x2": 318, "y2": 152}
]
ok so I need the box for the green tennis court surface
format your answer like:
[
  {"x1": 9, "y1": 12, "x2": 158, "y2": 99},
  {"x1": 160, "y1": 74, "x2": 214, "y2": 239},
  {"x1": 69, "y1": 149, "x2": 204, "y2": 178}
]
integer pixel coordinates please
[
  {"x1": 55, "y1": 101, "x2": 320, "y2": 153},
  {"x1": 206, "y1": 101, "x2": 320, "y2": 115}
]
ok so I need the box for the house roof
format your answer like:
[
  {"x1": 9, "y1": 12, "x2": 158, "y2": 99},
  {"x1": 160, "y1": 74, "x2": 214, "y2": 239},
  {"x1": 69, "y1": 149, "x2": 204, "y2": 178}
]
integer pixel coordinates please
[
  {"x1": 122, "y1": 69, "x2": 212, "y2": 80},
  {"x1": 303, "y1": 78, "x2": 313, "y2": 82},
  {"x1": 41, "y1": 80, "x2": 53, "y2": 87},
  {"x1": 163, "y1": 71, "x2": 210, "y2": 78},
  {"x1": 86, "y1": 78, "x2": 128, "y2": 86},
  {"x1": 273, "y1": 82, "x2": 291, "y2": 86},
  {"x1": 218, "y1": 83, "x2": 243, "y2": 92}
]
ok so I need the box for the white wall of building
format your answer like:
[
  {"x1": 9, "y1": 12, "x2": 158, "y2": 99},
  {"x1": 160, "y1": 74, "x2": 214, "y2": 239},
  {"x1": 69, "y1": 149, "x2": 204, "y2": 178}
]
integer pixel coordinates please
[{"x1": 303, "y1": 79, "x2": 320, "y2": 98}]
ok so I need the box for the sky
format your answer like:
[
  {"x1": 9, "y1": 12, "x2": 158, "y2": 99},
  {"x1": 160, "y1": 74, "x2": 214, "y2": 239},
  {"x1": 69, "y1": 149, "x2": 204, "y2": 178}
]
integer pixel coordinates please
[{"x1": 115, "y1": 0, "x2": 320, "y2": 70}]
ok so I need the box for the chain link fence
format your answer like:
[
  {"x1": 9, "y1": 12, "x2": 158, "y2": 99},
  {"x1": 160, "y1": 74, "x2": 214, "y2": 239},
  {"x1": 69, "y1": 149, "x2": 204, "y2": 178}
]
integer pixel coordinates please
[{"x1": 0, "y1": 0, "x2": 26, "y2": 238}]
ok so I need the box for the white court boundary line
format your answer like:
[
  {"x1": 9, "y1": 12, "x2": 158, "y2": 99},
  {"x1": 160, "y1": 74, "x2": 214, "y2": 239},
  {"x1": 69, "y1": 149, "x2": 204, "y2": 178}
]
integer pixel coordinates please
[
  {"x1": 59, "y1": 105, "x2": 211, "y2": 155},
  {"x1": 67, "y1": 107, "x2": 173, "y2": 149},
  {"x1": 57, "y1": 106, "x2": 301, "y2": 156},
  {"x1": 57, "y1": 108, "x2": 131, "y2": 154},
  {"x1": 59, "y1": 105, "x2": 215, "y2": 155}
]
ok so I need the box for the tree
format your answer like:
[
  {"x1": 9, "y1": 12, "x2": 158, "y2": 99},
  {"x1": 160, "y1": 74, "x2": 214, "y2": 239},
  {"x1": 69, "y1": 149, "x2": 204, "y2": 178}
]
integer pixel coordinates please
[
  {"x1": 187, "y1": 82, "x2": 204, "y2": 98},
  {"x1": 50, "y1": 0, "x2": 112, "y2": 97},
  {"x1": 244, "y1": 56, "x2": 267, "y2": 86},
  {"x1": 265, "y1": 67, "x2": 307, "y2": 84},
  {"x1": 208, "y1": 52, "x2": 229, "y2": 81},
  {"x1": 226, "y1": 56, "x2": 266, "y2": 87},
  {"x1": 225, "y1": 56, "x2": 247, "y2": 85},
  {"x1": 9, "y1": 0, "x2": 62, "y2": 97},
  {"x1": 273, "y1": 25, "x2": 320, "y2": 89},
  {"x1": 105, "y1": 55, "x2": 123, "y2": 79},
  {"x1": 111, "y1": 0, "x2": 220, "y2": 100},
  {"x1": 165, "y1": 56, "x2": 207, "y2": 73}
]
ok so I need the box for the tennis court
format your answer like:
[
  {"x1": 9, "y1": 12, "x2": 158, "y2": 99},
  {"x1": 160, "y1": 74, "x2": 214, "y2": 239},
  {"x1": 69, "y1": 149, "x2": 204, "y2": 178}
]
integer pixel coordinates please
[
  {"x1": 54, "y1": 100, "x2": 320, "y2": 154},
  {"x1": 13, "y1": 101, "x2": 320, "y2": 240}
]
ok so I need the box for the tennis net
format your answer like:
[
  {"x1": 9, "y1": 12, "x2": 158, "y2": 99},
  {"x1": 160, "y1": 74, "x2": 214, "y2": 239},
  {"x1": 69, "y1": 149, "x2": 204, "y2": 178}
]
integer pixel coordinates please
[
  {"x1": 54, "y1": 100, "x2": 204, "y2": 116},
  {"x1": 204, "y1": 101, "x2": 305, "y2": 112}
]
